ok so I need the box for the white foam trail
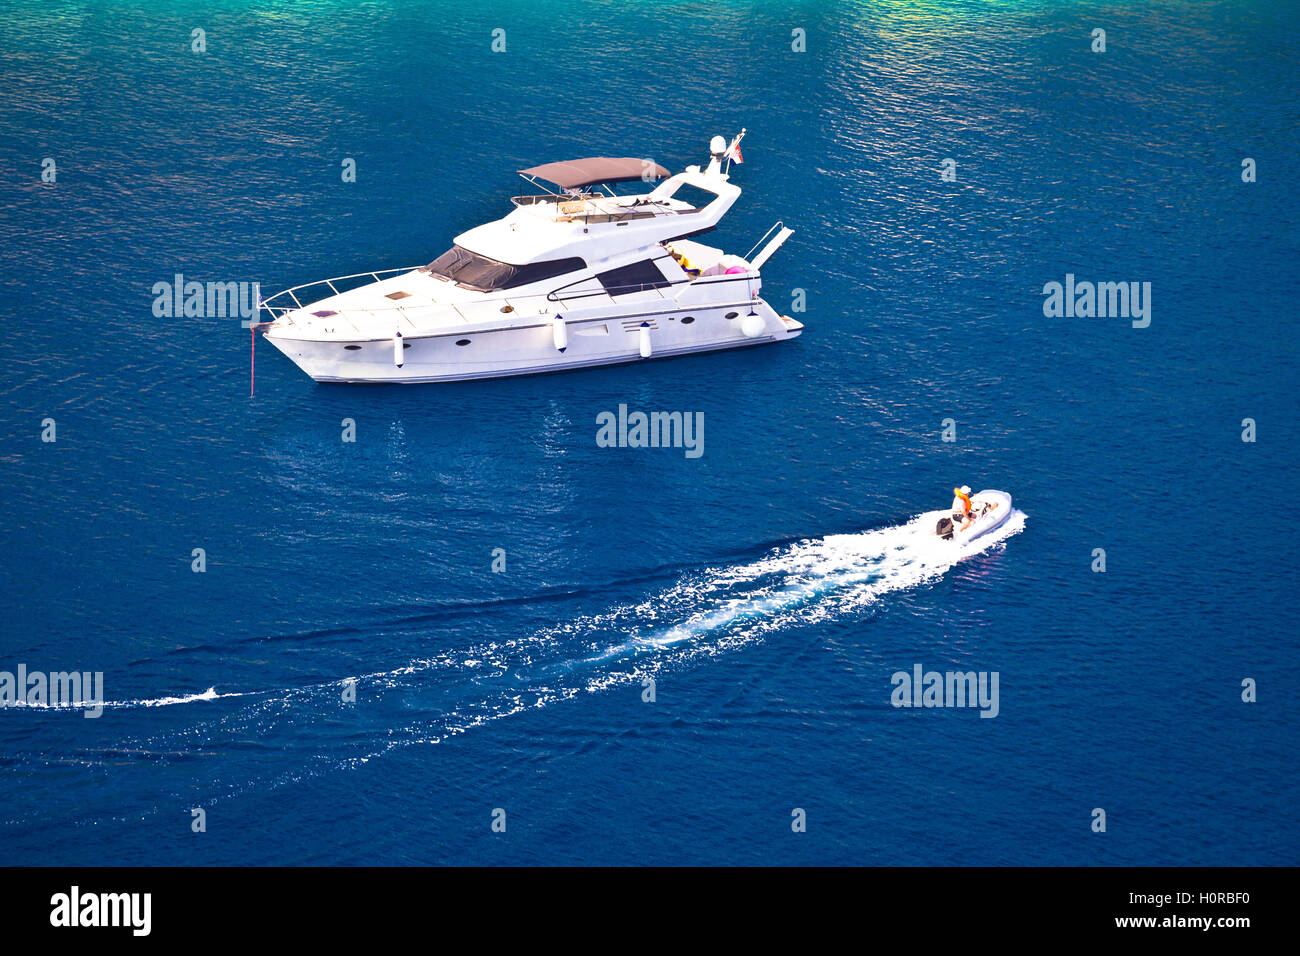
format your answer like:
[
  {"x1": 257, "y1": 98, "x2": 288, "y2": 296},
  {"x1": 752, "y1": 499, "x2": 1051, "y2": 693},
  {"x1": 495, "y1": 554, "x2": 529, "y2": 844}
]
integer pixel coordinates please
[
  {"x1": 0, "y1": 686, "x2": 234, "y2": 711},
  {"x1": 385, "y1": 507, "x2": 1030, "y2": 740},
  {"x1": 9, "y1": 508, "x2": 1027, "y2": 828},
  {"x1": 551, "y1": 508, "x2": 1028, "y2": 676},
  {"x1": 12, "y1": 511, "x2": 1026, "y2": 717},
  {"x1": 127, "y1": 686, "x2": 226, "y2": 707}
]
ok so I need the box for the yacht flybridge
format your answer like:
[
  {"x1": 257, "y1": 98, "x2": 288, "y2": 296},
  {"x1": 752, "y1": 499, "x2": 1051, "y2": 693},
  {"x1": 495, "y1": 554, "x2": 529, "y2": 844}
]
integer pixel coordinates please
[{"x1": 259, "y1": 131, "x2": 802, "y2": 383}]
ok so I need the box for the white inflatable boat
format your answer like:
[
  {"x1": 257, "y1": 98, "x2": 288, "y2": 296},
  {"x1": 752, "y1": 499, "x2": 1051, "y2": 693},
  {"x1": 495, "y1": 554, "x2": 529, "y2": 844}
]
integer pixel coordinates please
[{"x1": 930, "y1": 490, "x2": 1013, "y2": 544}]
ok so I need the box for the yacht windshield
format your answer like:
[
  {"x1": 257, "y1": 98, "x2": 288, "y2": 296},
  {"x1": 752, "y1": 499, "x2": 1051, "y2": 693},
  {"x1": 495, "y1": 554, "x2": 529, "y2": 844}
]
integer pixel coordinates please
[{"x1": 426, "y1": 246, "x2": 586, "y2": 292}]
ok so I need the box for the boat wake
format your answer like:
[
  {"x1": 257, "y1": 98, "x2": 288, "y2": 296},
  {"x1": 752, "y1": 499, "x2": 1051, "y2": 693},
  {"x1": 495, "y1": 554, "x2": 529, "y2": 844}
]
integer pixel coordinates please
[
  {"x1": 3, "y1": 508, "x2": 1025, "y2": 826},
  {"x1": 3, "y1": 686, "x2": 229, "y2": 711}
]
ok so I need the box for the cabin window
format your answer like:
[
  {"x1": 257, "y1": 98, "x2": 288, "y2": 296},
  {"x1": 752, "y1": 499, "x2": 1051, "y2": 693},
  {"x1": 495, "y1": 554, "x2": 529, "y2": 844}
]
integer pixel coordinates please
[
  {"x1": 344, "y1": 345, "x2": 362, "y2": 350},
  {"x1": 725, "y1": 312, "x2": 739, "y2": 319},
  {"x1": 426, "y1": 246, "x2": 586, "y2": 292},
  {"x1": 597, "y1": 259, "x2": 673, "y2": 296},
  {"x1": 505, "y1": 257, "x2": 588, "y2": 289},
  {"x1": 455, "y1": 339, "x2": 471, "y2": 346},
  {"x1": 680, "y1": 316, "x2": 695, "y2": 324},
  {"x1": 662, "y1": 183, "x2": 713, "y2": 211}
]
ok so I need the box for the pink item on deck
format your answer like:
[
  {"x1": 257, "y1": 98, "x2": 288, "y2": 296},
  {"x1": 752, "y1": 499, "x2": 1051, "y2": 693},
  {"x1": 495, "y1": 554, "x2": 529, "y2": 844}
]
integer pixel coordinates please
[{"x1": 725, "y1": 265, "x2": 747, "y2": 274}]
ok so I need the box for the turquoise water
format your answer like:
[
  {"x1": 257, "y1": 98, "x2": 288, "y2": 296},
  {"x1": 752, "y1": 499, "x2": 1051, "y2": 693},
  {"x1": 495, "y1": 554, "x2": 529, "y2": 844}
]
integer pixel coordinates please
[{"x1": 0, "y1": 0, "x2": 1296, "y2": 864}]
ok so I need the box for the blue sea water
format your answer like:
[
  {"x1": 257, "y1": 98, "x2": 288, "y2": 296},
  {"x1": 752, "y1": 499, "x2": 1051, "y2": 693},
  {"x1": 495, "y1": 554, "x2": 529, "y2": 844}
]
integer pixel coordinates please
[{"x1": 0, "y1": 0, "x2": 1296, "y2": 866}]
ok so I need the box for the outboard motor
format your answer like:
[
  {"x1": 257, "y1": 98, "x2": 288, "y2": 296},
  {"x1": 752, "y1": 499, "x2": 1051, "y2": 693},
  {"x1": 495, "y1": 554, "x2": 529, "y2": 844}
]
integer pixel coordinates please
[{"x1": 936, "y1": 516, "x2": 954, "y2": 540}]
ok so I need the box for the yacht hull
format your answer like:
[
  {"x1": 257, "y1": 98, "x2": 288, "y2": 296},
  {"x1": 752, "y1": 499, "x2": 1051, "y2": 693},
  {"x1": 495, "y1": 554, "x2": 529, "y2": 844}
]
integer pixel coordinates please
[{"x1": 265, "y1": 303, "x2": 803, "y2": 384}]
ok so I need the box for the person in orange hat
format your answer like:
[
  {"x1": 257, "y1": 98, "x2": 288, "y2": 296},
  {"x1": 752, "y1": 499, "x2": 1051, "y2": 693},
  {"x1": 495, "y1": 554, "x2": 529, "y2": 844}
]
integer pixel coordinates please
[{"x1": 951, "y1": 485, "x2": 974, "y2": 531}]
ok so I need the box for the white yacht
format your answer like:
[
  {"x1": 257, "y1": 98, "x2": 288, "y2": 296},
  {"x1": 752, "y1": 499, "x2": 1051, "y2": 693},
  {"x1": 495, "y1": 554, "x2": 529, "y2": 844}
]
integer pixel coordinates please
[{"x1": 259, "y1": 131, "x2": 802, "y2": 383}]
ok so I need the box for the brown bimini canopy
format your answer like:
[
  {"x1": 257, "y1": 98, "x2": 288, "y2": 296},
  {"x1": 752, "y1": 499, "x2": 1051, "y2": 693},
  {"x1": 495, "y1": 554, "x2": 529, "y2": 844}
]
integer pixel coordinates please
[{"x1": 518, "y1": 157, "x2": 671, "y2": 190}]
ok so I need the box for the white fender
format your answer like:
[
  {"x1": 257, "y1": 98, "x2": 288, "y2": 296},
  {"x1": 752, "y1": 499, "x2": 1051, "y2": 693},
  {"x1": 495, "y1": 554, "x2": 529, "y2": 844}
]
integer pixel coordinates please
[
  {"x1": 638, "y1": 322, "x2": 652, "y2": 358},
  {"x1": 740, "y1": 313, "x2": 765, "y2": 338},
  {"x1": 393, "y1": 330, "x2": 404, "y2": 367},
  {"x1": 552, "y1": 316, "x2": 568, "y2": 352}
]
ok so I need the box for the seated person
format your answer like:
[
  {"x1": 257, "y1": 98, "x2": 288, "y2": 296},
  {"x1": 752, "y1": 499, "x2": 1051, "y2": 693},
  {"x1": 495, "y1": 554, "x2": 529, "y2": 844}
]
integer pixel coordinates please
[{"x1": 951, "y1": 485, "x2": 973, "y2": 530}]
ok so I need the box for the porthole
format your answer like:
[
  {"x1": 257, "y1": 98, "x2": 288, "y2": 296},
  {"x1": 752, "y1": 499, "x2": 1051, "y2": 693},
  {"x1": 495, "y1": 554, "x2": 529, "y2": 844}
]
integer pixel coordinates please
[
  {"x1": 403, "y1": 342, "x2": 411, "y2": 349},
  {"x1": 344, "y1": 345, "x2": 362, "y2": 350},
  {"x1": 724, "y1": 311, "x2": 739, "y2": 319},
  {"x1": 680, "y1": 316, "x2": 695, "y2": 325},
  {"x1": 455, "y1": 339, "x2": 471, "y2": 346}
]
